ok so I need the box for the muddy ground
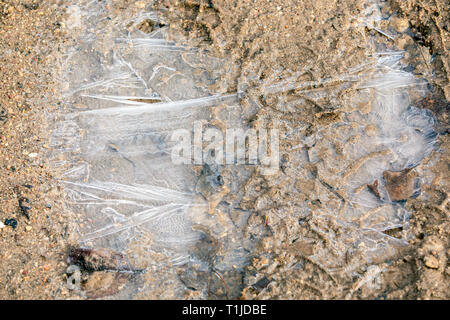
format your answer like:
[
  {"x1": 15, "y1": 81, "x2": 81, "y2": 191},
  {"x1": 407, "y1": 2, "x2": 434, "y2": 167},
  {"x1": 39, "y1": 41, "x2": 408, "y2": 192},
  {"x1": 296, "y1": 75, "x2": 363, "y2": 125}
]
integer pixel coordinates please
[{"x1": 0, "y1": 0, "x2": 448, "y2": 299}]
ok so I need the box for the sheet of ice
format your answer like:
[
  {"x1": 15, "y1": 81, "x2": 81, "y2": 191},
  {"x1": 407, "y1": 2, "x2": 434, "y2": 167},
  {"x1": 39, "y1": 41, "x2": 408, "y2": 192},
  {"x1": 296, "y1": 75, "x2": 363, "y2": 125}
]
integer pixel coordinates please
[{"x1": 52, "y1": 1, "x2": 238, "y2": 272}]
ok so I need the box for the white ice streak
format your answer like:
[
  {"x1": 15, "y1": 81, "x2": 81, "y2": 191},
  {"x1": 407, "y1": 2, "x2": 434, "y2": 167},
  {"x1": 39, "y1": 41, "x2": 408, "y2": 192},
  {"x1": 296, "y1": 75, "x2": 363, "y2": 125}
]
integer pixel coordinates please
[{"x1": 80, "y1": 93, "x2": 240, "y2": 115}]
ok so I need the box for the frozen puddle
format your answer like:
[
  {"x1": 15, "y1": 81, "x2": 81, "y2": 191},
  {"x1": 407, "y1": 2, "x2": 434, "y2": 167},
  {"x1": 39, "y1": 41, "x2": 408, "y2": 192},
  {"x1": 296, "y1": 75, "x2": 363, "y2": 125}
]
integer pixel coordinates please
[
  {"x1": 52, "y1": 1, "x2": 438, "y2": 299},
  {"x1": 52, "y1": 1, "x2": 245, "y2": 298}
]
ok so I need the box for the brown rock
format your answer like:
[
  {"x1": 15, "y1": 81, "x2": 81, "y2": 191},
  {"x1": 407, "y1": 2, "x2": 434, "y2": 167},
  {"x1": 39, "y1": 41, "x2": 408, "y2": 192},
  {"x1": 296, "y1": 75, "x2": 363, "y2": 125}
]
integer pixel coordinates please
[
  {"x1": 68, "y1": 247, "x2": 133, "y2": 271},
  {"x1": 383, "y1": 168, "x2": 418, "y2": 201}
]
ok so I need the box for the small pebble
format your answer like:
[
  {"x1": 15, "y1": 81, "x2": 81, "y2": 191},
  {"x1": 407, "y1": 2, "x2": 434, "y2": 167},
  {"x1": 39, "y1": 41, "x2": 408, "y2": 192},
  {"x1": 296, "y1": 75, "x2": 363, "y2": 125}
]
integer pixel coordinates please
[
  {"x1": 365, "y1": 124, "x2": 378, "y2": 137},
  {"x1": 135, "y1": 1, "x2": 146, "y2": 9},
  {"x1": 5, "y1": 218, "x2": 18, "y2": 229},
  {"x1": 424, "y1": 255, "x2": 439, "y2": 269},
  {"x1": 25, "y1": 226, "x2": 32, "y2": 232}
]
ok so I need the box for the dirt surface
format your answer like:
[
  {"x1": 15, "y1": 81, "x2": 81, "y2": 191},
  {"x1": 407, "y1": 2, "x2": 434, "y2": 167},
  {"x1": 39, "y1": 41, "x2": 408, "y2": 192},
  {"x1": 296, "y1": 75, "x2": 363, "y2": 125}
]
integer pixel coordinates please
[
  {"x1": 0, "y1": 0, "x2": 448, "y2": 300},
  {"x1": 0, "y1": 0, "x2": 77, "y2": 299}
]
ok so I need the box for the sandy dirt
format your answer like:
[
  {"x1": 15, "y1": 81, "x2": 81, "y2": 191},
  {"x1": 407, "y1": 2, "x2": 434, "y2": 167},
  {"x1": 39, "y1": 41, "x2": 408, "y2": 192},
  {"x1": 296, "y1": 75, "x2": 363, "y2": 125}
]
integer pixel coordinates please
[
  {"x1": 0, "y1": 0, "x2": 78, "y2": 299},
  {"x1": 0, "y1": 0, "x2": 448, "y2": 299}
]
